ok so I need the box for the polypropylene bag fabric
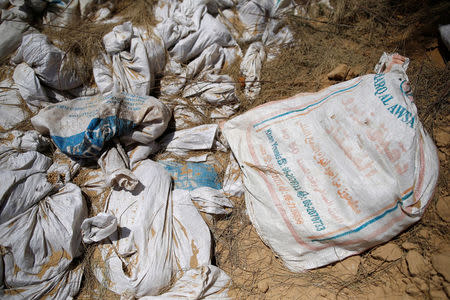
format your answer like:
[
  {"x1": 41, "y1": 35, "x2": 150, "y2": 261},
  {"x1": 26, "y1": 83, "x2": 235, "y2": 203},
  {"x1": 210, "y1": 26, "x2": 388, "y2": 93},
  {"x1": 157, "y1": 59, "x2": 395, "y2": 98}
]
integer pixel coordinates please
[
  {"x1": 223, "y1": 54, "x2": 439, "y2": 271},
  {"x1": 31, "y1": 92, "x2": 171, "y2": 158},
  {"x1": 0, "y1": 131, "x2": 87, "y2": 299},
  {"x1": 91, "y1": 159, "x2": 231, "y2": 298}
]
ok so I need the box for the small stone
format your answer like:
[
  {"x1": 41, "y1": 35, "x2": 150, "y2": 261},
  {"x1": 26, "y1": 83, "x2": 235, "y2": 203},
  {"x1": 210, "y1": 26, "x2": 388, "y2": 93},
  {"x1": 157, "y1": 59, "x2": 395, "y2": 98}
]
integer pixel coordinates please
[
  {"x1": 327, "y1": 64, "x2": 350, "y2": 81},
  {"x1": 438, "y1": 150, "x2": 447, "y2": 163},
  {"x1": 436, "y1": 196, "x2": 450, "y2": 223},
  {"x1": 432, "y1": 275, "x2": 444, "y2": 287},
  {"x1": 434, "y1": 129, "x2": 450, "y2": 148},
  {"x1": 345, "y1": 65, "x2": 363, "y2": 80},
  {"x1": 430, "y1": 289, "x2": 448, "y2": 300},
  {"x1": 372, "y1": 243, "x2": 403, "y2": 261},
  {"x1": 402, "y1": 242, "x2": 419, "y2": 250},
  {"x1": 406, "y1": 250, "x2": 429, "y2": 276},
  {"x1": 428, "y1": 48, "x2": 446, "y2": 68},
  {"x1": 431, "y1": 252, "x2": 450, "y2": 282},
  {"x1": 257, "y1": 281, "x2": 269, "y2": 293},
  {"x1": 398, "y1": 258, "x2": 410, "y2": 275},
  {"x1": 418, "y1": 228, "x2": 431, "y2": 239},
  {"x1": 406, "y1": 284, "x2": 421, "y2": 296},
  {"x1": 333, "y1": 255, "x2": 361, "y2": 280},
  {"x1": 414, "y1": 277, "x2": 430, "y2": 292},
  {"x1": 444, "y1": 283, "x2": 450, "y2": 298}
]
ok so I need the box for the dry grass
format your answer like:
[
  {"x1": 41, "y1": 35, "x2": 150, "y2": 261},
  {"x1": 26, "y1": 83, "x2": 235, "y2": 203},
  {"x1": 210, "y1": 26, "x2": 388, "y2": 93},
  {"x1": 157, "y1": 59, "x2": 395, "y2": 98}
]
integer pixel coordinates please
[
  {"x1": 42, "y1": 22, "x2": 115, "y2": 85},
  {"x1": 0, "y1": 58, "x2": 13, "y2": 82},
  {"x1": 76, "y1": 245, "x2": 120, "y2": 300},
  {"x1": 40, "y1": 0, "x2": 159, "y2": 85},
  {"x1": 240, "y1": 0, "x2": 450, "y2": 112},
  {"x1": 115, "y1": 0, "x2": 159, "y2": 29}
]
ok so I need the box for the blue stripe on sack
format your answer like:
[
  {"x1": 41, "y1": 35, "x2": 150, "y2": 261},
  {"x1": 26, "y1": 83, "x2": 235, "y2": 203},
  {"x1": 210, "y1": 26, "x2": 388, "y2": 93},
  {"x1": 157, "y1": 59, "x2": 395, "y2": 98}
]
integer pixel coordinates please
[
  {"x1": 52, "y1": 116, "x2": 136, "y2": 158},
  {"x1": 310, "y1": 202, "x2": 401, "y2": 242},
  {"x1": 401, "y1": 190, "x2": 413, "y2": 201},
  {"x1": 253, "y1": 80, "x2": 362, "y2": 128}
]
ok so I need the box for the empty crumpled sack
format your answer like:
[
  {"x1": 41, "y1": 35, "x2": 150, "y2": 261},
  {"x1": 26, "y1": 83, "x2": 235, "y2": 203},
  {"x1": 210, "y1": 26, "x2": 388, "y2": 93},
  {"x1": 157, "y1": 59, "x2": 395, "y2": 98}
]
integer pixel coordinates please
[
  {"x1": 86, "y1": 158, "x2": 231, "y2": 298},
  {"x1": 94, "y1": 21, "x2": 166, "y2": 96}
]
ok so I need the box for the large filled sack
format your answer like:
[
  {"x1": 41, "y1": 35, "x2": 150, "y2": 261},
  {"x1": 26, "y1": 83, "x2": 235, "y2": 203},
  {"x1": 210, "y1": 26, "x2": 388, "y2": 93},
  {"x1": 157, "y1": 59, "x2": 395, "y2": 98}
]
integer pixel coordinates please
[
  {"x1": 31, "y1": 92, "x2": 171, "y2": 159},
  {"x1": 222, "y1": 53, "x2": 439, "y2": 271},
  {"x1": 0, "y1": 130, "x2": 87, "y2": 299},
  {"x1": 0, "y1": 6, "x2": 32, "y2": 59},
  {"x1": 12, "y1": 33, "x2": 83, "y2": 107},
  {"x1": 0, "y1": 80, "x2": 32, "y2": 130},
  {"x1": 94, "y1": 22, "x2": 166, "y2": 96}
]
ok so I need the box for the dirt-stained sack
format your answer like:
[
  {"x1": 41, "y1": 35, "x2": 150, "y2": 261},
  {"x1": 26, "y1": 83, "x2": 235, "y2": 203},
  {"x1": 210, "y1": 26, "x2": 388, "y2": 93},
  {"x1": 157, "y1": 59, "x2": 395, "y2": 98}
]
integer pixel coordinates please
[
  {"x1": 31, "y1": 92, "x2": 171, "y2": 159},
  {"x1": 222, "y1": 53, "x2": 439, "y2": 271}
]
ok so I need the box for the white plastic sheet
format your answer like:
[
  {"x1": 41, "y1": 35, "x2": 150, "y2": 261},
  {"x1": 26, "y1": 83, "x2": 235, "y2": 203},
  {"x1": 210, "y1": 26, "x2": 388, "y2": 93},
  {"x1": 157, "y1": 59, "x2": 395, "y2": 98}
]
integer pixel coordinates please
[
  {"x1": 81, "y1": 212, "x2": 118, "y2": 244},
  {"x1": 240, "y1": 41, "x2": 266, "y2": 99},
  {"x1": 12, "y1": 33, "x2": 82, "y2": 91},
  {"x1": 222, "y1": 153, "x2": 245, "y2": 198},
  {"x1": 168, "y1": 6, "x2": 236, "y2": 62},
  {"x1": 439, "y1": 24, "x2": 450, "y2": 51},
  {"x1": 160, "y1": 124, "x2": 218, "y2": 156}
]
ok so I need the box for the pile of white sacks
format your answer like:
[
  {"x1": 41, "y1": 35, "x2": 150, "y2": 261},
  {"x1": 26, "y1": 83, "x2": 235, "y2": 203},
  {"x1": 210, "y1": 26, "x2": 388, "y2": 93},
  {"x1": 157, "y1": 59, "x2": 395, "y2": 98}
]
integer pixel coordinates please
[{"x1": 0, "y1": 0, "x2": 296, "y2": 298}]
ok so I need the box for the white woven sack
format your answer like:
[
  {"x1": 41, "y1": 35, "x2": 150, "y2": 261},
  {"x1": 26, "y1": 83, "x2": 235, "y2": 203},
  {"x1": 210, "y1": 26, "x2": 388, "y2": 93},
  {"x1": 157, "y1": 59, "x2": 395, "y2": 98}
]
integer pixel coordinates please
[{"x1": 223, "y1": 54, "x2": 439, "y2": 271}]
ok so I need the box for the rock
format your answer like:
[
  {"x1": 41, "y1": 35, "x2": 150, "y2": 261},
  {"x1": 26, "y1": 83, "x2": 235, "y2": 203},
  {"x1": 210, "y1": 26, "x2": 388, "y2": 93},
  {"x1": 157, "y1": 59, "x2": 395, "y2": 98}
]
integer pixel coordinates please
[
  {"x1": 431, "y1": 252, "x2": 450, "y2": 282},
  {"x1": 402, "y1": 242, "x2": 419, "y2": 251},
  {"x1": 427, "y1": 48, "x2": 446, "y2": 68},
  {"x1": 430, "y1": 289, "x2": 448, "y2": 300},
  {"x1": 327, "y1": 64, "x2": 349, "y2": 81},
  {"x1": 372, "y1": 243, "x2": 403, "y2": 261},
  {"x1": 414, "y1": 277, "x2": 429, "y2": 292},
  {"x1": 418, "y1": 228, "x2": 431, "y2": 239},
  {"x1": 406, "y1": 284, "x2": 421, "y2": 296},
  {"x1": 444, "y1": 283, "x2": 450, "y2": 298},
  {"x1": 438, "y1": 150, "x2": 447, "y2": 163},
  {"x1": 398, "y1": 258, "x2": 410, "y2": 275},
  {"x1": 406, "y1": 250, "x2": 429, "y2": 276},
  {"x1": 432, "y1": 275, "x2": 444, "y2": 287},
  {"x1": 434, "y1": 129, "x2": 450, "y2": 149},
  {"x1": 436, "y1": 196, "x2": 450, "y2": 222},
  {"x1": 333, "y1": 255, "x2": 361, "y2": 280},
  {"x1": 345, "y1": 65, "x2": 362, "y2": 80},
  {"x1": 257, "y1": 281, "x2": 269, "y2": 293}
]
